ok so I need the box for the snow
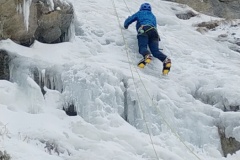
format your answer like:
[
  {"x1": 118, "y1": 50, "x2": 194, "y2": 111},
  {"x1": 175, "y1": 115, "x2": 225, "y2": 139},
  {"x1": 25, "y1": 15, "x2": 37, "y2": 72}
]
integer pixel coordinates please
[{"x1": 1, "y1": 0, "x2": 240, "y2": 160}]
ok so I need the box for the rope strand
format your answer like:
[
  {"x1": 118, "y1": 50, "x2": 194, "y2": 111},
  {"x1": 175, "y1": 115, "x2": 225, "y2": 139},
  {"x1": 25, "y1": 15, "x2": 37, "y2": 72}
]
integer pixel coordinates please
[
  {"x1": 111, "y1": 0, "x2": 160, "y2": 159},
  {"x1": 121, "y1": 1, "x2": 202, "y2": 160},
  {"x1": 112, "y1": 0, "x2": 202, "y2": 160},
  {"x1": 123, "y1": 0, "x2": 132, "y2": 14}
]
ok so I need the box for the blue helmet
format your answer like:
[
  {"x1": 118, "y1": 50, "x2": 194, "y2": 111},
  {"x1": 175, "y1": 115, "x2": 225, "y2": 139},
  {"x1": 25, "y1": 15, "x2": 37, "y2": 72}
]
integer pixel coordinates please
[{"x1": 140, "y1": 3, "x2": 151, "y2": 11}]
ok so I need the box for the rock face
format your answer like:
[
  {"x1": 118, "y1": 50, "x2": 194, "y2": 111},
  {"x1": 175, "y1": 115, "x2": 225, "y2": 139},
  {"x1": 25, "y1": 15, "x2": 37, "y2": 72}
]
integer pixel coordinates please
[
  {"x1": 164, "y1": 0, "x2": 240, "y2": 19},
  {"x1": 218, "y1": 127, "x2": 240, "y2": 157},
  {"x1": 0, "y1": 150, "x2": 11, "y2": 160},
  {"x1": 0, "y1": 0, "x2": 74, "y2": 46}
]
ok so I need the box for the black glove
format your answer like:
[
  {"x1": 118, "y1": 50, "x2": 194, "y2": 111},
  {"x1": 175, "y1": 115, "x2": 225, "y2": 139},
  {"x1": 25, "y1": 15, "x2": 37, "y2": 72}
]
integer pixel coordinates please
[{"x1": 124, "y1": 25, "x2": 128, "y2": 29}]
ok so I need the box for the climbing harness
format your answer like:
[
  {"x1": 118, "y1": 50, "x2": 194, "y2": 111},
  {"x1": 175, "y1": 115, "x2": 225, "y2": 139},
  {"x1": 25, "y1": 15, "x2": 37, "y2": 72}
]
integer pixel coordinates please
[
  {"x1": 138, "y1": 25, "x2": 155, "y2": 34},
  {"x1": 138, "y1": 25, "x2": 161, "y2": 41}
]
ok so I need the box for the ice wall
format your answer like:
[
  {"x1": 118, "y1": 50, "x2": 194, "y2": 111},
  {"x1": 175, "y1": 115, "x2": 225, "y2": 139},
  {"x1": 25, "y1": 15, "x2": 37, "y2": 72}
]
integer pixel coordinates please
[
  {"x1": 32, "y1": 67, "x2": 63, "y2": 94},
  {"x1": 61, "y1": 64, "x2": 125, "y2": 122},
  {"x1": 9, "y1": 57, "x2": 44, "y2": 113},
  {"x1": 5, "y1": 51, "x2": 223, "y2": 156},
  {"x1": 8, "y1": 53, "x2": 64, "y2": 113}
]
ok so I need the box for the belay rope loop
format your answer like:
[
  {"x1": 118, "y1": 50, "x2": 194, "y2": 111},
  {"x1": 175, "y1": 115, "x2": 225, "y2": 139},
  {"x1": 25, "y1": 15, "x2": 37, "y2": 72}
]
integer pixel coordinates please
[{"x1": 112, "y1": 0, "x2": 202, "y2": 160}]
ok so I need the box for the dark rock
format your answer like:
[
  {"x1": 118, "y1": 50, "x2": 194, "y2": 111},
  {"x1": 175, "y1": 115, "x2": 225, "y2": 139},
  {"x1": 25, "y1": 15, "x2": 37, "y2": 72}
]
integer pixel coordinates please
[
  {"x1": 63, "y1": 103, "x2": 77, "y2": 116},
  {"x1": 176, "y1": 10, "x2": 197, "y2": 20},
  {"x1": 34, "y1": 1, "x2": 74, "y2": 44},
  {"x1": 0, "y1": 50, "x2": 10, "y2": 80},
  {"x1": 218, "y1": 127, "x2": 240, "y2": 157},
  {"x1": 196, "y1": 21, "x2": 219, "y2": 30},
  {"x1": 0, "y1": 150, "x2": 11, "y2": 160},
  {"x1": 164, "y1": 0, "x2": 240, "y2": 19}
]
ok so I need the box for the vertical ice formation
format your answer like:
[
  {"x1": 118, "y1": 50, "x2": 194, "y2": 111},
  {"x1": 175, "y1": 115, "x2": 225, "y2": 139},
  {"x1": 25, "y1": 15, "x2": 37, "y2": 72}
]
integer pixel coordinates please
[
  {"x1": 9, "y1": 59, "x2": 44, "y2": 114},
  {"x1": 61, "y1": 65, "x2": 125, "y2": 122},
  {"x1": 16, "y1": 0, "x2": 56, "y2": 31},
  {"x1": 16, "y1": 3, "x2": 23, "y2": 16},
  {"x1": 28, "y1": 65, "x2": 63, "y2": 94},
  {"x1": 8, "y1": 56, "x2": 64, "y2": 113},
  {"x1": 25, "y1": 76, "x2": 44, "y2": 113},
  {"x1": 16, "y1": 0, "x2": 32, "y2": 31},
  {"x1": 63, "y1": 19, "x2": 76, "y2": 42},
  {"x1": 23, "y1": 0, "x2": 32, "y2": 31},
  {"x1": 47, "y1": 0, "x2": 55, "y2": 11},
  {"x1": 38, "y1": 68, "x2": 63, "y2": 93}
]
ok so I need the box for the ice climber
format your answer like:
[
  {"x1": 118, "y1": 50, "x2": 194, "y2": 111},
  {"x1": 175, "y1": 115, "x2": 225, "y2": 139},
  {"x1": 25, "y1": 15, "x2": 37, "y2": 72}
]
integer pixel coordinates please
[{"x1": 124, "y1": 3, "x2": 171, "y2": 75}]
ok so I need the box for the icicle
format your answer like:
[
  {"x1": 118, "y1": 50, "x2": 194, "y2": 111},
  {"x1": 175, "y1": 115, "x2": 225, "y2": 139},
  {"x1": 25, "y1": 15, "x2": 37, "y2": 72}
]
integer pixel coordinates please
[
  {"x1": 38, "y1": 69, "x2": 41, "y2": 86},
  {"x1": 8, "y1": 61, "x2": 14, "y2": 82},
  {"x1": 23, "y1": 0, "x2": 32, "y2": 31},
  {"x1": 50, "y1": 76, "x2": 54, "y2": 89},
  {"x1": 39, "y1": 68, "x2": 63, "y2": 93},
  {"x1": 47, "y1": 0, "x2": 55, "y2": 11},
  {"x1": 41, "y1": 69, "x2": 46, "y2": 90},
  {"x1": 26, "y1": 76, "x2": 44, "y2": 114},
  {"x1": 63, "y1": 17, "x2": 76, "y2": 42},
  {"x1": 16, "y1": 0, "x2": 32, "y2": 31},
  {"x1": 16, "y1": 3, "x2": 23, "y2": 14}
]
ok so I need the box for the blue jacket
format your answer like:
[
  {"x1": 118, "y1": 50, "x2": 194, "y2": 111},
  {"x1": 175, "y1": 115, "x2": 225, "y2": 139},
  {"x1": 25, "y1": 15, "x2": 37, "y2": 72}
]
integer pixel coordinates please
[{"x1": 124, "y1": 10, "x2": 157, "y2": 31}]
